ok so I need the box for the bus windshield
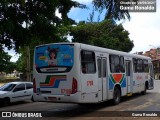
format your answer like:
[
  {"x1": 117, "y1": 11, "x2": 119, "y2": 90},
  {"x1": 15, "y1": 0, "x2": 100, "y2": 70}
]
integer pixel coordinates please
[{"x1": 35, "y1": 44, "x2": 74, "y2": 73}]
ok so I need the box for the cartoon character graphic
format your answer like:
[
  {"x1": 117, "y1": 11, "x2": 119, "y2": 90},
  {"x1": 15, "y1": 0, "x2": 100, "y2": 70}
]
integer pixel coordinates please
[{"x1": 48, "y1": 47, "x2": 58, "y2": 66}]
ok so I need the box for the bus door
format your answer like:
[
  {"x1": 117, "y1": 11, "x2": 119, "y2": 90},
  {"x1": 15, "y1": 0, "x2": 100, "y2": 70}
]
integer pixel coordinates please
[
  {"x1": 148, "y1": 64, "x2": 154, "y2": 89},
  {"x1": 97, "y1": 57, "x2": 108, "y2": 101},
  {"x1": 125, "y1": 60, "x2": 133, "y2": 94}
]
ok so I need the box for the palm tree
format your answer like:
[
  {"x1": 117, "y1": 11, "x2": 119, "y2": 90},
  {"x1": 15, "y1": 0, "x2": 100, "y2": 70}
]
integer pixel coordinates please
[{"x1": 92, "y1": 0, "x2": 137, "y2": 21}]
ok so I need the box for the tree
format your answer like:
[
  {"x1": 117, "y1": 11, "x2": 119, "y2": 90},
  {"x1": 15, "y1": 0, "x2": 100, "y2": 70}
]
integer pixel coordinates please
[
  {"x1": 92, "y1": 0, "x2": 138, "y2": 20},
  {"x1": 16, "y1": 49, "x2": 26, "y2": 73},
  {"x1": 70, "y1": 20, "x2": 134, "y2": 52},
  {"x1": 0, "y1": 0, "x2": 86, "y2": 51},
  {"x1": 5, "y1": 62, "x2": 17, "y2": 74},
  {"x1": 0, "y1": 50, "x2": 12, "y2": 73}
]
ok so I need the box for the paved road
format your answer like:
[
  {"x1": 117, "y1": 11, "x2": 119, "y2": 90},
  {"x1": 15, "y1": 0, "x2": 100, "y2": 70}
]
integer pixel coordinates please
[{"x1": 0, "y1": 80, "x2": 160, "y2": 120}]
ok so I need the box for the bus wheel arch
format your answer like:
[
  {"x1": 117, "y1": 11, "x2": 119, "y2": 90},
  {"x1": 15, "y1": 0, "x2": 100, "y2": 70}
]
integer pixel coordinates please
[{"x1": 112, "y1": 84, "x2": 121, "y2": 105}]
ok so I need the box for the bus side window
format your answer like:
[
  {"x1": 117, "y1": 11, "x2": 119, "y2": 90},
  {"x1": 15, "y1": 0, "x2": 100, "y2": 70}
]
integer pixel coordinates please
[
  {"x1": 138, "y1": 59, "x2": 143, "y2": 72},
  {"x1": 143, "y1": 60, "x2": 149, "y2": 72},
  {"x1": 109, "y1": 55, "x2": 125, "y2": 73},
  {"x1": 120, "y1": 56, "x2": 125, "y2": 73},
  {"x1": 133, "y1": 58, "x2": 137, "y2": 73},
  {"x1": 81, "y1": 50, "x2": 96, "y2": 74},
  {"x1": 82, "y1": 63, "x2": 87, "y2": 73},
  {"x1": 115, "y1": 64, "x2": 124, "y2": 73}
]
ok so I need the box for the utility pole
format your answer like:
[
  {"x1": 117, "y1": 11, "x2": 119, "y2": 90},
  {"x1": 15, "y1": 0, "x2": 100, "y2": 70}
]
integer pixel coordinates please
[
  {"x1": 26, "y1": 14, "x2": 31, "y2": 82},
  {"x1": 26, "y1": 46, "x2": 31, "y2": 81}
]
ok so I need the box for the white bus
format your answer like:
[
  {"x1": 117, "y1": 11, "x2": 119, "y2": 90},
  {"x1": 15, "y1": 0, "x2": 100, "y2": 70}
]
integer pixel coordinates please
[{"x1": 33, "y1": 43, "x2": 154, "y2": 104}]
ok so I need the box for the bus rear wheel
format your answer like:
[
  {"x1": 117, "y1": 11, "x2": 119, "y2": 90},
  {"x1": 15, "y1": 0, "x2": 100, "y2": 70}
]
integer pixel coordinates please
[
  {"x1": 141, "y1": 84, "x2": 147, "y2": 95},
  {"x1": 113, "y1": 87, "x2": 121, "y2": 105},
  {"x1": 31, "y1": 96, "x2": 35, "y2": 102}
]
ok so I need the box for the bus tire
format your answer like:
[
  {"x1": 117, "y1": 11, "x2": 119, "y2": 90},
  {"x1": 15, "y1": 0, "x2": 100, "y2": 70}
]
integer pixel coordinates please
[
  {"x1": 112, "y1": 87, "x2": 121, "y2": 105},
  {"x1": 31, "y1": 96, "x2": 35, "y2": 102},
  {"x1": 141, "y1": 84, "x2": 147, "y2": 95}
]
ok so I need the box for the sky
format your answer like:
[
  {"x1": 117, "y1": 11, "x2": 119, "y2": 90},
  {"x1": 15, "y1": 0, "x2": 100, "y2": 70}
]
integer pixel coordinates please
[
  {"x1": 6, "y1": 0, "x2": 160, "y2": 62},
  {"x1": 68, "y1": 0, "x2": 160, "y2": 53}
]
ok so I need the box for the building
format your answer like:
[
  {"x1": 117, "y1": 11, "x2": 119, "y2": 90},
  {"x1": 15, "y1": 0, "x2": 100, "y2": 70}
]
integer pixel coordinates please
[
  {"x1": 143, "y1": 48, "x2": 160, "y2": 80},
  {"x1": 152, "y1": 59, "x2": 160, "y2": 79}
]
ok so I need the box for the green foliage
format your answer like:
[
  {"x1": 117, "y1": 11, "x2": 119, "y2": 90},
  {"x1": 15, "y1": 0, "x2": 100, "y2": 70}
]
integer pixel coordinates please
[
  {"x1": 0, "y1": 0, "x2": 86, "y2": 73},
  {"x1": 70, "y1": 20, "x2": 134, "y2": 52},
  {"x1": 5, "y1": 62, "x2": 17, "y2": 74},
  {"x1": 93, "y1": 0, "x2": 138, "y2": 21},
  {"x1": 0, "y1": 50, "x2": 16, "y2": 73},
  {"x1": 0, "y1": 0, "x2": 86, "y2": 51},
  {"x1": 16, "y1": 49, "x2": 26, "y2": 73},
  {"x1": 0, "y1": 51, "x2": 11, "y2": 72}
]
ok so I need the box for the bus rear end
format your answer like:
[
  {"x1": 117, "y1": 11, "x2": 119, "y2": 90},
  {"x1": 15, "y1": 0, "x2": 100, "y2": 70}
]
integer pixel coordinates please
[{"x1": 33, "y1": 43, "x2": 81, "y2": 103}]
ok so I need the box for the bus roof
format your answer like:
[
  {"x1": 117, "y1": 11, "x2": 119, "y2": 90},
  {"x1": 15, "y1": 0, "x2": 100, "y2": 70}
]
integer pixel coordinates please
[{"x1": 35, "y1": 42, "x2": 151, "y2": 60}]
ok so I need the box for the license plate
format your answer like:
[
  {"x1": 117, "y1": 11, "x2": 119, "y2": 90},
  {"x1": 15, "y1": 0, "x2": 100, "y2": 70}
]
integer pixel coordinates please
[{"x1": 48, "y1": 97, "x2": 57, "y2": 101}]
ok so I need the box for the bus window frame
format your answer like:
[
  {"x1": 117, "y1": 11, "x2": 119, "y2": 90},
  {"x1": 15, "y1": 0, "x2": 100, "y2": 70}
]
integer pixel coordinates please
[
  {"x1": 109, "y1": 54, "x2": 125, "y2": 73},
  {"x1": 81, "y1": 50, "x2": 96, "y2": 74}
]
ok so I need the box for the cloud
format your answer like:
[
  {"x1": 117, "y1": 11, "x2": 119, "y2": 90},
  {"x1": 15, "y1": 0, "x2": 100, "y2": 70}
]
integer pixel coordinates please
[
  {"x1": 55, "y1": 9, "x2": 62, "y2": 19},
  {"x1": 72, "y1": 0, "x2": 92, "y2": 5},
  {"x1": 122, "y1": 1, "x2": 160, "y2": 53},
  {"x1": 68, "y1": 3, "x2": 94, "y2": 22},
  {"x1": 4, "y1": 48, "x2": 20, "y2": 62}
]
